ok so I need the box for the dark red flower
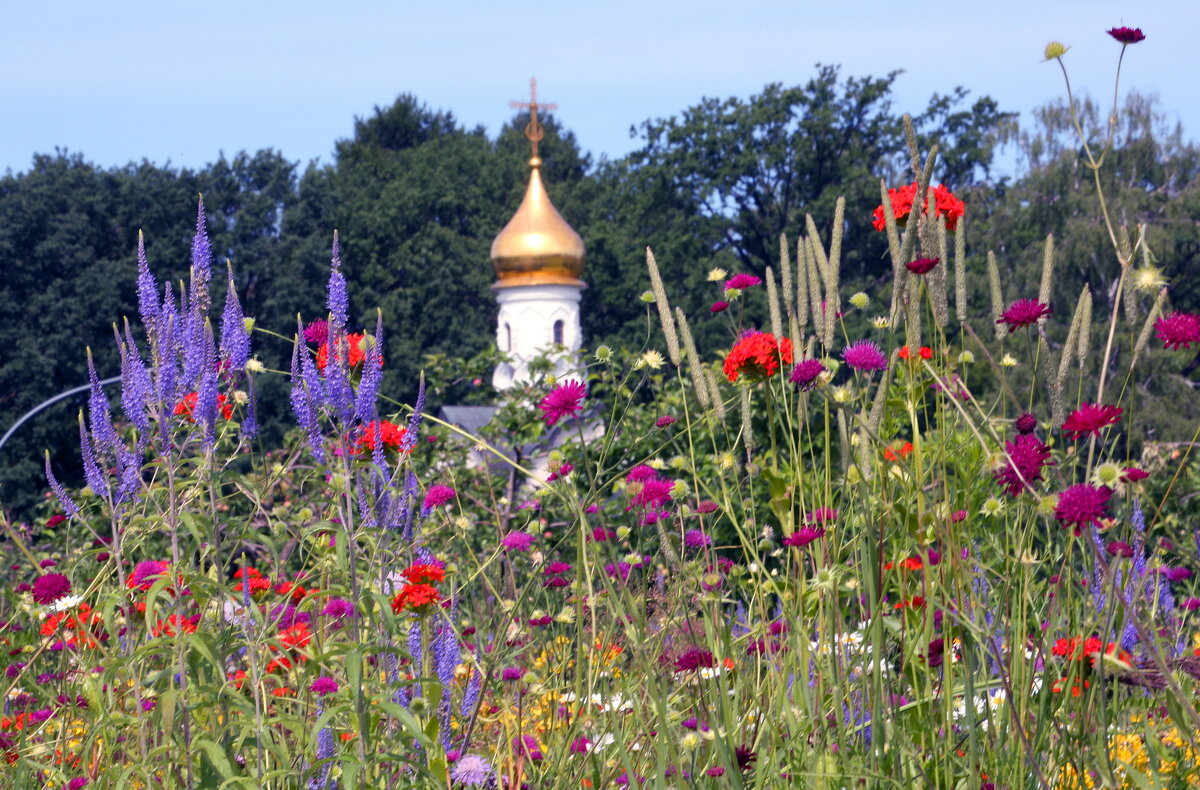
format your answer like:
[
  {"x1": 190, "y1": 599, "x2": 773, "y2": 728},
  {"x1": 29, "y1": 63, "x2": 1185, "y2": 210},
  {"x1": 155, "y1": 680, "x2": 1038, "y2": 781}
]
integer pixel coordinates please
[
  {"x1": 1055, "y1": 484, "x2": 1112, "y2": 535},
  {"x1": 1155, "y1": 312, "x2": 1200, "y2": 350},
  {"x1": 1061, "y1": 403, "x2": 1123, "y2": 440},
  {"x1": 907, "y1": 257, "x2": 940, "y2": 275},
  {"x1": 31, "y1": 574, "x2": 71, "y2": 606},
  {"x1": 1107, "y1": 27, "x2": 1146, "y2": 44},
  {"x1": 1015, "y1": 413, "x2": 1038, "y2": 435},
  {"x1": 996, "y1": 299, "x2": 1052, "y2": 332}
]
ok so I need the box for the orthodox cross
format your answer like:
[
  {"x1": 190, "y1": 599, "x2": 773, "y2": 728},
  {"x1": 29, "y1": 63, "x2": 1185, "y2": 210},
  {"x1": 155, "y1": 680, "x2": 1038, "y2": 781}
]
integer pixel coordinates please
[{"x1": 509, "y1": 77, "x2": 557, "y2": 159}]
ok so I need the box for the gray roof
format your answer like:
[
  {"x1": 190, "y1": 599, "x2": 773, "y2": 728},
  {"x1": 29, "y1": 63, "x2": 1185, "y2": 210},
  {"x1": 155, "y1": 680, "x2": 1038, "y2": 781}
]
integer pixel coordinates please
[{"x1": 438, "y1": 405, "x2": 499, "y2": 436}]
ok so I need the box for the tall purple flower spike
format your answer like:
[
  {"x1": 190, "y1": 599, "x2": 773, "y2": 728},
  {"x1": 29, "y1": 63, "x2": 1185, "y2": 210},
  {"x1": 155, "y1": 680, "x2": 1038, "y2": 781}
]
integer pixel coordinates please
[
  {"x1": 328, "y1": 231, "x2": 348, "y2": 329},
  {"x1": 220, "y1": 264, "x2": 250, "y2": 372},
  {"x1": 78, "y1": 413, "x2": 106, "y2": 495},
  {"x1": 289, "y1": 322, "x2": 325, "y2": 463},
  {"x1": 44, "y1": 453, "x2": 79, "y2": 519},
  {"x1": 190, "y1": 195, "x2": 212, "y2": 313},
  {"x1": 119, "y1": 322, "x2": 153, "y2": 438},
  {"x1": 86, "y1": 349, "x2": 118, "y2": 458},
  {"x1": 355, "y1": 312, "x2": 384, "y2": 424},
  {"x1": 135, "y1": 231, "x2": 158, "y2": 336},
  {"x1": 195, "y1": 323, "x2": 220, "y2": 450}
]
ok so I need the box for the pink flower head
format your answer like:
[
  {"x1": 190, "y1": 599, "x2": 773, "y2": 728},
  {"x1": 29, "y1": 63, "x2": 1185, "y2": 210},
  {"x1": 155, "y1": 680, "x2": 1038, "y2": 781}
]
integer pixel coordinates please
[
  {"x1": 1121, "y1": 467, "x2": 1149, "y2": 482},
  {"x1": 538, "y1": 379, "x2": 587, "y2": 426},
  {"x1": 512, "y1": 735, "x2": 543, "y2": 761},
  {"x1": 906, "y1": 257, "x2": 940, "y2": 275},
  {"x1": 423, "y1": 485, "x2": 456, "y2": 510},
  {"x1": 303, "y1": 319, "x2": 329, "y2": 345},
  {"x1": 310, "y1": 676, "x2": 339, "y2": 696},
  {"x1": 783, "y1": 527, "x2": 825, "y2": 548},
  {"x1": 994, "y1": 433, "x2": 1054, "y2": 497},
  {"x1": 842, "y1": 340, "x2": 888, "y2": 372},
  {"x1": 695, "y1": 500, "x2": 718, "y2": 514},
  {"x1": 321, "y1": 597, "x2": 355, "y2": 620},
  {"x1": 684, "y1": 529, "x2": 712, "y2": 549},
  {"x1": 1015, "y1": 413, "x2": 1038, "y2": 435},
  {"x1": 625, "y1": 465, "x2": 659, "y2": 483},
  {"x1": 1061, "y1": 403, "x2": 1123, "y2": 439},
  {"x1": 501, "y1": 531, "x2": 535, "y2": 552},
  {"x1": 546, "y1": 463, "x2": 573, "y2": 482},
  {"x1": 789, "y1": 359, "x2": 825, "y2": 390},
  {"x1": 1107, "y1": 26, "x2": 1146, "y2": 44},
  {"x1": 500, "y1": 666, "x2": 525, "y2": 681},
  {"x1": 1155, "y1": 312, "x2": 1200, "y2": 350},
  {"x1": 724, "y1": 273, "x2": 762, "y2": 291},
  {"x1": 710, "y1": 300, "x2": 730, "y2": 313},
  {"x1": 996, "y1": 299, "x2": 1051, "y2": 332},
  {"x1": 655, "y1": 414, "x2": 676, "y2": 428},
  {"x1": 127, "y1": 560, "x2": 171, "y2": 591},
  {"x1": 1055, "y1": 484, "x2": 1113, "y2": 535},
  {"x1": 31, "y1": 573, "x2": 71, "y2": 605},
  {"x1": 1106, "y1": 541, "x2": 1134, "y2": 558},
  {"x1": 804, "y1": 508, "x2": 839, "y2": 525}
]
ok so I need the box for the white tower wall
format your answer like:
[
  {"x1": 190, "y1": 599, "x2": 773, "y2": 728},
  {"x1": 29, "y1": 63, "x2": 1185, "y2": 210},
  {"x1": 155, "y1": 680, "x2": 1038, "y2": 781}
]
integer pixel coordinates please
[{"x1": 493, "y1": 283, "x2": 584, "y2": 390}]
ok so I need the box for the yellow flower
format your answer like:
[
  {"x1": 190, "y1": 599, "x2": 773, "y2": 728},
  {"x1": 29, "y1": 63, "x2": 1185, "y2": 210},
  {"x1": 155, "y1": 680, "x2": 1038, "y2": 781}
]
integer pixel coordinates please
[
  {"x1": 1043, "y1": 41, "x2": 1070, "y2": 60},
  {"x1": 707, "y1": 268, "x2": 728, "y2": 282},
  {"x1": 635, "y1": 350, "x2": 666, "y2": 370}
]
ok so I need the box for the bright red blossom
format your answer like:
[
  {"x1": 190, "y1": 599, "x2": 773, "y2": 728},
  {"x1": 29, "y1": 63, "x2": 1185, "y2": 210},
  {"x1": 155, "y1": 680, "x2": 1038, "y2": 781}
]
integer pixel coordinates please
[
  {"x1": 174, "y1": 392, "x2": 234, "y2": 421},
  {"x1": 391, "y1": 583, "x2": 440, "y2": 613},
  {"x1": 316, "y1": 333, "x2": 369, "y2": 372},
  {"x1": 872, "y1": 183, "x2": 965, "y2": 232},
  {"x1": 402, "y1": 563, "x2": 445, "y2": 585},
  {"x1": 723, "y1": 332, "x2": 794, "y2": 382},
  {"x1": 352, "y1": 420, "x2": 409, "y2": 454}
]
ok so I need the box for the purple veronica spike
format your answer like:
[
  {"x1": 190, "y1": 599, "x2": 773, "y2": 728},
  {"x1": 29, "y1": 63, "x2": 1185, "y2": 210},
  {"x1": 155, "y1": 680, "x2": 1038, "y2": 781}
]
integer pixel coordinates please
[
  {"x1": 1090, "y1": 525, "x2": 1107, "y2": 613},
  {"x1": 460, "y1": 651, "x2": 482, "y2": 718},
  {"x1": 219, "y1": 266, "x2": 250, "y2": 372},
  {"x1": 289, "y1": 331, "x2": 325, "y2": 462},
  {"x1": 355, "y1": 313, "x2": 383, "y2": 424},
  {"x1": 195, "y1": 324, "x2": 220, "y2": 449},
  {"x1": 324, "y1": 326, "x2": 355, "y2": 426},
  {"x1": 407, "y1": 618, "x2": 423, "y2": 683},
  {"x1": 190, "y1": 196, "x2": 212, "y2": 313},
  {"x1": 328, "y1": 231, "x2": 348, "y2": 328},
  {"x1": 135, "y1": 231, "x2": 158, "y2": 336},
  {"x1": 44, "y1": 454, "x2": 79, "y2": 518},
  {"x1": 434, "y1": 600, "x2": 459, "y2": 685},
  {"x1": 241, "y1": 377, "x2": 258, "y2": 439},
  {"x1": 86, "y1": 351, "x2": 118, "y2": 457},
  {"x1": 78, "y1": 414, "x2": 106, "y2": 495},
  {"x1": 114, "y1": 447, "x2": 142, "y2": 505},
  {"x1": 400, "y1": 377, "x2": 425, "y2": 455},
  {"x1": 180, "y1": 303, "x2": 208, "y2": 390},
  {"x1": 119, "y1": 323, "x2": 153, "y2": 436}
]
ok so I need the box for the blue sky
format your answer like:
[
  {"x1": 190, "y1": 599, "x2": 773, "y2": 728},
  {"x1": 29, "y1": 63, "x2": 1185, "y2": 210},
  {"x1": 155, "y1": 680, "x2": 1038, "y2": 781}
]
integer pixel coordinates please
[{"x1": 4, "y1": 1, "x2": 1196, "y2": 176}]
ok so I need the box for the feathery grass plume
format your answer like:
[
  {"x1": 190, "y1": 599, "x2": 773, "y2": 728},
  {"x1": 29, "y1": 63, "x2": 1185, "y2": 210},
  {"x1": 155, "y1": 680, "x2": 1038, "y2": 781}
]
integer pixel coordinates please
[
  {"x1": 704, "y1": 368, "x2": 726, "y2": 424},
  {"x1": 766, "y1": 266, "x2": 784, "y2": 341},
  {"x1": 804, "y1": 214, "x2": 830, "y2": 287},
  {"x1": 1038, "y1": 235, "x2": 1056, "y2": 323},
  {"x1": 779, "y1": 233, "x2": 794, "y2": 314},
  {"x1": 987, "y1": 251, "x2": 1005, "y2": 341},
  {"x1": 1118, "y1": 226, "x2": 1139, "y2": 326},
  {"x1": 1130, "y1": 288, "x2": 1167, "y2": 370},
  {"x1": 675, "y1": 308, "x2": 710, "y2": 410},
  {"x1": 837, "y1": 409, "x2": 850, "y2": 472},
  {"x1": 827, "y1": 197, "x2": 845, "y2": 316},
  {"x1": 929, "y1": 214, "x2": 950, "y2": 327},
  {"x1": 904, "y1": 289, "x2": 922, "y2": 353},
  {"x1": 795, "y1": 236, "x2": 810, "y2": 332},
  {"x1": 805, "y1": 237, "x2": 825, "y2": 343},
  {"x1": 880, "y1": 179, "x2": 908, "y2": 323},
  {"x1": 903, "y1": 114, "x2": 922, "y2": 180},
  {"x1": 867, "y1": 359, "x2": 893, "y2": 435},
  {"x1": 740, "y1": 387, "x2": 754, "y2": 457},
  {"x1": 1076, "y1": 286, "x2": 1093, "y2": 370},
  {"x1": 646, "y1": 248, "x2": 681, "y2": 366},
  {"x1": 1052, "y1": 287, "x2": 1086, "y2": 426},
  {"x1": 805, "y1": 336, "x2": 817, "y2": 360},
  {"x1": 954, "y1": 213, "x2": 967, "y2": 323}
]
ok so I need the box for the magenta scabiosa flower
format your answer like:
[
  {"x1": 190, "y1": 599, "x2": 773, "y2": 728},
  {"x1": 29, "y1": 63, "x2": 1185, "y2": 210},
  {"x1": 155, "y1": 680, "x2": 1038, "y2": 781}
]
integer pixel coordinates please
[
  {"x1": 423, "y1": 485, "x2": 456, "y2": 510},
  {"x1": 1155, "y1": 312, "x2": 1200, "y2": 350},
  {"x1": 1015, "y1": 413, "x2": 1038, "y2": 434},
  {"x1": 724, "y1": 273, "x2": 762, "y2": 291},
  {"x1": 321, "y1": 597, "x2": 355, "y2": 620},
  {"x1": 710, "y1": 300, "x2": 730, "y2": 313},
  {"x1": 302, "y1": 318, "x2": 329, "y2": 345},
  {"x1": 843, "y1": 340, "x2": 887, "y2": 372},
  {"x1": 512, "y1": 735, "x2": 543, "y2": 761},
  {"x1": 996, "y1": 299, "x2": 1051, "y2": 332},
  {"x1": 789, "y1": 358, "x2": 825, "y2": 390},
  {"x1": 783, "y1": 527, "x2": 825, "y2": 548},
  {"x1": 1055, "y1": 484, "x2": 1112, "y2": 535},
  {"x1": 994, "y1": 433, "x2": 1054, "y2": 497},
  {"x1": 538, "y1": 379, "x2": 587, "y2": 426},
  {"x1": 684, "y1": 529, "x2": 712, "y2": 549},
  {"x1": 500, "y1": 666, "x2": 525, "y2": 681},
  {"x1": 1061, "y1": 403, "x2": 1123, "y2": 439},
  {"x1": 1107, "y1": 26, "x2": 1146, "y2": 44},
  {"x1": 655, "y1": 414, "x2": 676, "y2": 428},
  {"x1": 310, "y1": 676, "x2": 339, "y2": 696},
  {"x1": 31, "y1": 574, "x2": 71, "y2": 606},
  {"x1": 804, "y1": 508, "x2": 838, "y2": 525},
  {"x1": 127, "y1": 560, "x2": 171, "y2": 591},
  {"x1": 906, "y1": 257, "x2": 940, "y2": 275},
  {"x1": 501, "y1": 531, "x2": 535, "y2": 552}
]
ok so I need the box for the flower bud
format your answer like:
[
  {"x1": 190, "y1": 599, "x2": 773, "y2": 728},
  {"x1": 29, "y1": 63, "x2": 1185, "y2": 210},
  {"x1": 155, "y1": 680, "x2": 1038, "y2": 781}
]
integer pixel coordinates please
[{"x1": 1043, "y1": 41, "x2": 1068, "y2": 60}]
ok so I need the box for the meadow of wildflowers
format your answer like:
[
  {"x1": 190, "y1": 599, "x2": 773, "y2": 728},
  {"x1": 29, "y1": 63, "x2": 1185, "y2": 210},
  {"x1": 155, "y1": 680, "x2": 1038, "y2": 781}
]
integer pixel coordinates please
[{"x1": 4, "y1": 25, "x2": 1200, "y2": 790}]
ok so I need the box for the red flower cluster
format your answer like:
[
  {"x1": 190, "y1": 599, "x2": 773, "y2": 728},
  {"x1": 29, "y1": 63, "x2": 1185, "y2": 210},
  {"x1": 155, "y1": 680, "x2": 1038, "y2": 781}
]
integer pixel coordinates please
[
  {"x1": 316, "y1": 332, "x2": 371, "y2": 372},
  {"x1": 174, "y1": 392, "x2": 234, "y2": 421},
  {"x1": 723, "y1": 331, "x2": 794, "y2": 383},
  {"x1": 1052, "y1": 636, "x2": 1132, "y2": 670},
  {"x1": 40, "y1": 602, "x2": 105, "y2": 649},
  {"x1": 884, "y1": 441, "x2": 914, "y2": 461},
  {"x1": 872, "y1": 183, "x2": 965, "y2": 232},
  {"x1": 897, "y1": 346, "x2": 933, "y2": 361},
  {"x1": 352, "y1": 420, "x2": 409, "y2": 454},
  {"x1": 391, "y1": 562, "x2": 445, "y2": 614}
]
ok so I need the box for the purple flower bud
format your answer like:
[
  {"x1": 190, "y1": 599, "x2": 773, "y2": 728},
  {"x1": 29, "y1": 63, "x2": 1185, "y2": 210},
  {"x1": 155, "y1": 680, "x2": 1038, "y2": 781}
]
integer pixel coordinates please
[
  {"x1": 328, "y1": 231, "x2": 348, "y2": 328},
  {"x1": 119, "y1": 322, "x2": 153, "y2": 437},
  {"x1": 355, "y1": 313, "x2": 383, "y2": 424},
  {"x1": 44, "y1": 453, "x2": 78, "y2": 519},
  {"x1": 135, "y1": 231, "x2": 158, "y2": 336},
  {"x1": 289, "y1": 330, "x2": 325, "y2": 463},
  {"x1": 190, "y1": 196, "x2": 212, "y2": 313},
  {"x1": 78, "y1": 413, "x2": 106, "y2": 495},
  {"x1": 86, "y1": 351, "x2": 117, "y2": 457}
]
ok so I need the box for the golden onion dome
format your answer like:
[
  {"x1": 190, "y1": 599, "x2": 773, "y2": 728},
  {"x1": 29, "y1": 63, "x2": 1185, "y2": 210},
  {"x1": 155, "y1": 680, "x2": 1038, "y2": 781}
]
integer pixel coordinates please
[{"x1": 490, "y1": 156, "x2": 586, "y2": 289}]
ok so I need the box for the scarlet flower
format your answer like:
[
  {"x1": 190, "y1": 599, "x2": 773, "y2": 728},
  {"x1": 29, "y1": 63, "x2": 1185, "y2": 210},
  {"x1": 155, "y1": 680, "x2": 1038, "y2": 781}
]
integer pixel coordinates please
[
  {"x1": 391, "y1": 583, "x2": 440, "y2": 614},
  {"x1": 872, "y1": 183, "x2": 965, "y2": 232},
  {"x1": 897, "y1": 346, "x2": 933, "y2": 361},
  {"x1": 277, "y1": 622, "x2": 311, "y2": 650},
  {"x1": 174, "y1": 392, "x2": 234, "y2": 421},
  {"x1": 352, "y1": 420, "x2": 408, "y2": 454},
  {"x1": 316, "y1": 332, "x2": 369, "y2": 372},
  {"x1": 1061, "y1": 403, "x2": 1123, "y2": 439},
  {"x1": 723, "y1": 331, "x2": 794, "y2": 382},
  {"x1": 401, "y1": 563, "x2": 445, "y2": 585},
  {"x1": 884, "y1": 441, "x2": 914, "y2": 461}
]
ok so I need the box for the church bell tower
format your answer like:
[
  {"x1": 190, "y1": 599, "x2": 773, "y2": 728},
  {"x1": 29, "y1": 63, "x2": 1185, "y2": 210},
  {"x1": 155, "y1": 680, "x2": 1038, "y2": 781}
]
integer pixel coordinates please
[{"x1": 490, "y1": 79, "x2": 586, "y2": 390}]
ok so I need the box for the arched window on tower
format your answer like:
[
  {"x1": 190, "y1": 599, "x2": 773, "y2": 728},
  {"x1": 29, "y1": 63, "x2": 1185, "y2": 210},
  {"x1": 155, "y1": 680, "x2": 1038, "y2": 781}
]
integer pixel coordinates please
[
  {"x1": 553, "y1": 320, "x2": 564, "y2": 345},
  {"x1": 504, "y1": 323, "x2": 512, "y2": 352}
]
